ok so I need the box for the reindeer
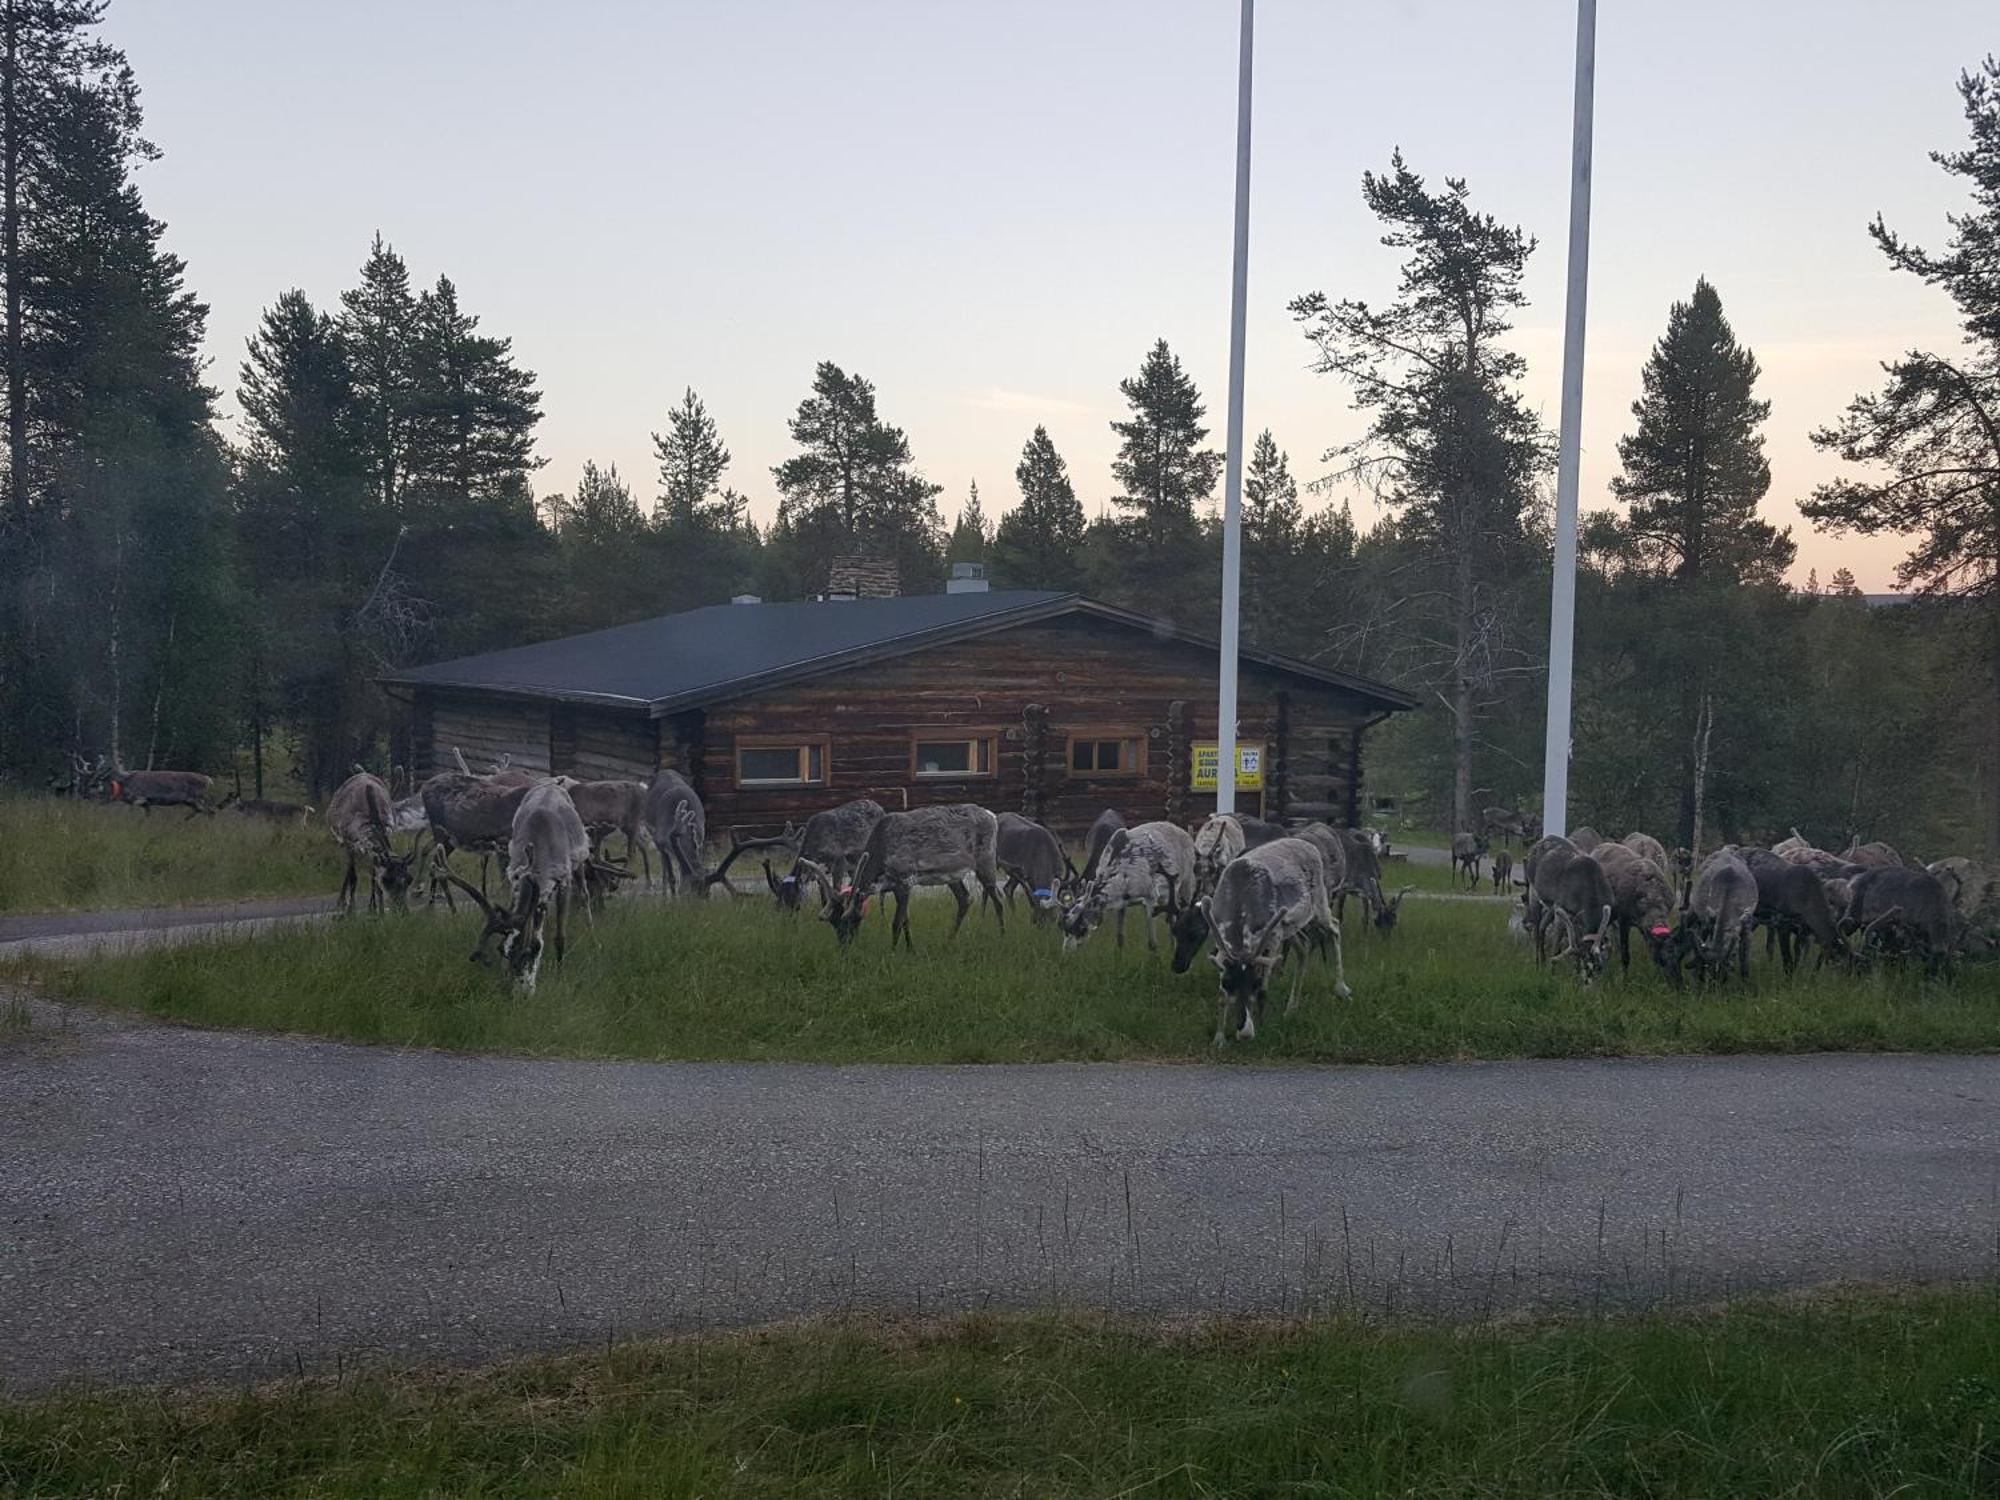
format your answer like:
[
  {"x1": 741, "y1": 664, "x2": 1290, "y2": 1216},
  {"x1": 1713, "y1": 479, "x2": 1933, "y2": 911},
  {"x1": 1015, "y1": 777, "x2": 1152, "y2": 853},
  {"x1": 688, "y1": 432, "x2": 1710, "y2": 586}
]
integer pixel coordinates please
[
  {"x1": 822, "y1": 804, "x2": 1004, "y2": 948},
  {"x1": 737, "y1": 797, "x2": 889, "y2": 908},
  {"x1": 644, "y1": 769, "x2": 706, "y2": 896},
  {"x1": 1451, "y1": 830, "x2": 1488, "y2": 888},
  {"x1": 1591, "y1": 842, "x2": 1678, "y2": 981},
  {"x1": 220, "y1": 794, "x2": 316, "y2": 826},
  {"x1": 1675, "y1": 848, "x2": 1759, "y2": 984},
  {"x1": 1928, "y1": 856, "x2": 2000, "y2": 959},
  {"x1": 996, "y1": 812, "x2": 1069, "y2": 921},
  {"x1": 445, "y1": 781, "x2": 624, "y2": 991},
  {"x1": 1203, "y1": 837, "x2": 1349, "y2": 1046},
  {"x1": 1192, "y1": 814, "x2": 1247, "y2": 896},
  {"x1": 1174, "y1": 819, "x2": 1348, "y2": 972},
  {"x1": 1060, "y1": 820, "x2": 1198, "y2": 954},
  {"x1": 1333, "y1": 825, "x2": 1410, "y2": 934},
  {"x1": 1565, "y1": 825, "x2": 1604, "y2": 853},
  {"x1": 108, "y1": 765, "x2": 217, "y2": 817},
  {"x1": 419, "y1": 770, "x2": 536, "y2": 907},
  {"x1": 1481, "y1": 805, "x2": 1540, "y2": 847},
  {"x1": 1525, "y1": 836, "x2": 1614, "y2": 982},
  {"x1": 1842, "y1": 838, "x2": 1909, "y2": 871},
  {"x1": 1741, "y1": 848, "x2": 1852, "y2": 975},
  {"x1": 1490, "y1": 848, "x2": 1514, "y2": 893},
  {"x1": 560, "y1": 778, "x2": 655, "y2": 889},
  {"x1": 1620, "y1": 831, "x2": 1671, "y2": 879},
  {"x1": 1061, "y1": 808, "x2": 1128, "y2": 905},
  {"x1": 325, "y1": 770, "x2": 420, "y2": 915},
  {"x1": 1238, "y1": 813, "x2": 1288, "y2": 848},
  {"x1": 1842, "y1": 866, "x2": 1955, "y2": 978},
  {"x1": 49, "y1": 753, "x2": 109, "y2": 798}
]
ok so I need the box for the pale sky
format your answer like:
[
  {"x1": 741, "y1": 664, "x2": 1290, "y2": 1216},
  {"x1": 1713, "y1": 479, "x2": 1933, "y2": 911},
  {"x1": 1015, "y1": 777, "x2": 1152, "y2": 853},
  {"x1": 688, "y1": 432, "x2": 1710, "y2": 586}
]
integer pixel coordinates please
[{"x1": 119, "y1": 0, "x2": 1993, "y2": 590}]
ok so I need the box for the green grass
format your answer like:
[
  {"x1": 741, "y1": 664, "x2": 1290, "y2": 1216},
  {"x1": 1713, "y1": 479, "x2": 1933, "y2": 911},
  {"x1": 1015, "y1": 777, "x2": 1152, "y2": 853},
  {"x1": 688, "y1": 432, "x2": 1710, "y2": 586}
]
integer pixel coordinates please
[
  {"x1": 0, "y1": 795, "x2": 340, "y2": 914},
  {"x1": 10, "y1": 892, "x2": 1998, "y2": 1064},
  {"x1": 6, "y1": 1292, "x2": 2000, "y2": 1496}
]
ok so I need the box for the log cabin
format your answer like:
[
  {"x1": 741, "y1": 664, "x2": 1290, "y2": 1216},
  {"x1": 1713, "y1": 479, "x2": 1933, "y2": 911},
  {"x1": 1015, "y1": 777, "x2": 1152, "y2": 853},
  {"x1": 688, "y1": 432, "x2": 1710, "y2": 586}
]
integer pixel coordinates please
[{"x1": 378, "y1": 577, "x2": 1415, "y2": 841}]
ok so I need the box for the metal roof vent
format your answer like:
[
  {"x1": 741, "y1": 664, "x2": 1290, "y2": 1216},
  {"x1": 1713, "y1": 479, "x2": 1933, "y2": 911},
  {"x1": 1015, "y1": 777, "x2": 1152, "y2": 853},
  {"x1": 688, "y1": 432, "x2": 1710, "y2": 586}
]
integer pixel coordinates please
[
  {"x1": 730, "y1": 593, "x2": 761, "y2": 605},
  {"x1": 946, "y1": 560, "x2": 989, "y2": 595}
]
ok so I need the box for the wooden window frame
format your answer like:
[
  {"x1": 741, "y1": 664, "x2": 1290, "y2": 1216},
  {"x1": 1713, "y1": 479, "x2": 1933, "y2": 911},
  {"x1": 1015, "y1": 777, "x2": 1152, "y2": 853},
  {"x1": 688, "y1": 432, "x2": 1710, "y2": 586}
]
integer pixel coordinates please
[
  {"x1": 734, "y1": 735, "x2": 830, "y2": 789},
  {"x1": 1065, "y1": 727, "x2": 1148, "y2": 780},
  {"x1": 908, "y1": 729, "x2": 1000, "y2": 781}
]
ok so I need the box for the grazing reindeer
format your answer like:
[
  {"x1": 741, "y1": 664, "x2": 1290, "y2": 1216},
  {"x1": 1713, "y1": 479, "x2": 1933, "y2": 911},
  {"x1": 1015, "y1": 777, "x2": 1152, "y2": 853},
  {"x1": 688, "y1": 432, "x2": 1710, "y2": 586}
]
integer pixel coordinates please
[
  {"x1": 421, "y1": 771, "x2": 534, "y2": 904},
  {"x1": 1525, "y1": 835, "x2": 1614, "y2": 982},
  {"x1": 446, "y1": 781, "x2": 621, "y2": 991},
  {"x1": 108, "y1": 765, "x2": 217, "y2": 817},
  {"x1": 1842, "y1": 838, "x2": 1909, "y2": 871},
  {"x1": 1565, "y1": 825, "x2": 1604, "y2": 853},
  {"x1": 1192, "y1": 814, "x2": 1247, "y2": 896},
  {"x1": 644, "y1": 769, "x2": 706, "y2": 896},
  {"x1": 1771, "y1": 827, "x2": 1813, "y2": 859},
  {"x1": 1333, "y1": 825, "x2": 1410, "y2": 934},
  {"x1": 1060, "y1": 808, "x2": 1128, "y2": 905},
  {"x1": 1176, "y1": 819, "x2": 1348, "y2": 972},
  {"x1": 1742, "y1": 848, "x2": 1852, "y2": 975},
  {"x1": 996, "y1": 812, "x2": 1069, "y2": 921},
  {"x1": 1237, "y1": 813, "x2": 1288, "y2": 848},
  {"x1": 822, "y1": 804, "x2": 1005, "y2": 948},
  {"x1": 1481, "y1": 805, "x2": 1540, "y2": 847},
  {"x1": 1204, "y1": 837, "x2": 1349, "y2": 1046},
  {"x1": 326, "y1": 770, "x2": 420, "y2": 915},
  {"x1": 1842, "y1": 866, "x2": 1954, "y2": 978},
  {"x1": 1929, "y1": 856, "x2": 2000, "y2": 959},
  {"x1": 719, "y1": 797, "x2": 890, "y2": 908},
  {"x1": 1451, "y1": 830, "x2": 1488, "y2": 888},
  {"x1": 1591, "y1": 842, "x2": 1678, "y2": 980},
  {"x1": 1061, "y1": 821, "x2": 1198, "y2": 954},
  {"x1": 1490, "y1": 848, "x2": 1514, "y2": 893},
  {"x1": 560, "y1": 778, "x2": 655, "y2": 889},
  {"x1": 1676, "y1": 848, "x2": 1759, "y2": 984}
]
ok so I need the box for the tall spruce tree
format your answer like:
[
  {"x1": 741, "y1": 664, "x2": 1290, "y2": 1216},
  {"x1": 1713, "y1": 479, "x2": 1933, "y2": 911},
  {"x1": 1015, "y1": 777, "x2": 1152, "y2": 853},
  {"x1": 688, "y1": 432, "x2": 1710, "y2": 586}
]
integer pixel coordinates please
[
  {"x1": 1108, "y1": 338, "x2": 1220, "y2": 549},
  {"x1": 771, "y1": 361, "x2": 942, "y2": 591},
  {"x1": 1803, "y1": 58, "x2": 2000, "y2": 852},
  {"x1": 945, "y1": 479, "x2": 990, "y2": 563},
  {"x1": 652, "y1": 386, "x2": 733, "y2": 527},
  {"x1": 1240, "y1": 430, "x2": 1304, "y2": 651},
  {"x1": 990, "y1": 425, "x2": 1086, "y2": 591},
  {"x1": 1611, "y1": 278, "x2": 1790, "y2": 585},
  {"x1": 337, "y1": 235, "x2": 415, "y2": 512},
  {"x1": 1600, "y1": 278, "x2": 1792, "y2": 848},
  {"x1": 1291, "y1": 153, "x2": 1550, "y2": 835},
  {"x1": 401, "y1": 274, "x2": 542, "y2": 510}
]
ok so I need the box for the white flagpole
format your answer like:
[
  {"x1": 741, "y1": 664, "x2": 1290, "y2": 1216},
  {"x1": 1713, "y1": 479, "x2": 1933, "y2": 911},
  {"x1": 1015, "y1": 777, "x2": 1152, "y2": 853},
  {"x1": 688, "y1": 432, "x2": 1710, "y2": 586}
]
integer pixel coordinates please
[
  {"x1": 1215, "y1": 0, "x2": 1254, "y2": 818},
  {"x1": 1540, "y1": 0, "x2": 1596, "y2": 839}
]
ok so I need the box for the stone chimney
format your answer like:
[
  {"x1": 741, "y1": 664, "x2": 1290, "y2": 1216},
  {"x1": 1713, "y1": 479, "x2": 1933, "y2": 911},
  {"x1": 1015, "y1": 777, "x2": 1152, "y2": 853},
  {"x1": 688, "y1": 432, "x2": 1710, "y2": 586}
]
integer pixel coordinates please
[{"x1": 825, "y1": 554, "x2": 901, "y2": 600}]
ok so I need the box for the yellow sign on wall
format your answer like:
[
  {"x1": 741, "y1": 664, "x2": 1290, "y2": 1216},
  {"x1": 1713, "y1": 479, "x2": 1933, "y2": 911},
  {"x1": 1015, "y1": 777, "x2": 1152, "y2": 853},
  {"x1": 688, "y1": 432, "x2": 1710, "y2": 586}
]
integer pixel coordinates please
[{"x1": 1191, "y1": 742, "x2": 1265, "y2": 790}]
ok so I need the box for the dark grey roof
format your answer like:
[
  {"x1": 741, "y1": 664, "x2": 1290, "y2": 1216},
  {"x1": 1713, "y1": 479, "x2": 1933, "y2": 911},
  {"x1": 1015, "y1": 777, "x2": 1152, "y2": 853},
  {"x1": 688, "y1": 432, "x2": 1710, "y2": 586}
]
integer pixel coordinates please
[{"x1": 380, "y1": 590, "x2": 1418, "y2": 715}]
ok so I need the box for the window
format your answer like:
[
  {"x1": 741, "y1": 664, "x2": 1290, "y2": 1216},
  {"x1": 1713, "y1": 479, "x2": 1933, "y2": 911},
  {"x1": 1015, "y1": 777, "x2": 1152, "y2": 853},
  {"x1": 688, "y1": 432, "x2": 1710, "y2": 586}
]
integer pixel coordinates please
[
  {"x1": 1067, "y1": 731, "x2": 1145, "y2": 779},
  {"x1": 735, "y1": 738, "x2": 827, "y2": 787},
  {"x1": 910, "y1": 734, "x2": 995, "y2": 779}
]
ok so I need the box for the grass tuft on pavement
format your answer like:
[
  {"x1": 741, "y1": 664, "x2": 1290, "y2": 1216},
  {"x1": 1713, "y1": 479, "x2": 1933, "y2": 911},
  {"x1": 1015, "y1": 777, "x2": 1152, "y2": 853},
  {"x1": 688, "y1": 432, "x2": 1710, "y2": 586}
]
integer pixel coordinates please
[
  {"x1": 8, "y1": 891, "x2": 1998, "y2": 1064},
  {"x1": 4, "y1": 1292, "x2": 1999, "y2": 1497}
]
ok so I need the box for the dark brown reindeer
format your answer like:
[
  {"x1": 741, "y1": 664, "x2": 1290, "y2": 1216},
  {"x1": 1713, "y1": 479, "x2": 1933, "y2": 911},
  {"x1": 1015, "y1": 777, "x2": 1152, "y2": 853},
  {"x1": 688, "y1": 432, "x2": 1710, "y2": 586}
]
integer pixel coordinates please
[
  {"x1": 108, "y1": 764, "x2": 217, "y2": 817},
  {"x1": 823, "y1": 804, "x2": 1005, "y2": 948},
  {"x1": 559, "y1": 777, "x2": 654, "y2": 888}
]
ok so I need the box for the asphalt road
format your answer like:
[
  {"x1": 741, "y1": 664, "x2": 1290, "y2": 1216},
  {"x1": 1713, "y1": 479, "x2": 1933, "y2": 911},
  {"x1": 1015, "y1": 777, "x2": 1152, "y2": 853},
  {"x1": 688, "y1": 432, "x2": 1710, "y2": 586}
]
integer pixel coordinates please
[{"x1": 4, "y1": 998, "x2": 1997, "y2": 1392}]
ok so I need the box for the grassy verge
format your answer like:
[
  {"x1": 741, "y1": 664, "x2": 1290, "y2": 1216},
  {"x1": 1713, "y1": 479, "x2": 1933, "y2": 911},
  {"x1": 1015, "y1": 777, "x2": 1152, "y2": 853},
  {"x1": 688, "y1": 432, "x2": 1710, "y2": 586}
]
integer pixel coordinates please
[
  {"x1": 0, "y1": 796, "x2": 339, "y2": 914},
  {"x1": 10, "y1": 892, "x2": 1998, "y2": 1064},
  {"x1": 5, "y1": 1292, "x2": 1998, "y2": 1496}
]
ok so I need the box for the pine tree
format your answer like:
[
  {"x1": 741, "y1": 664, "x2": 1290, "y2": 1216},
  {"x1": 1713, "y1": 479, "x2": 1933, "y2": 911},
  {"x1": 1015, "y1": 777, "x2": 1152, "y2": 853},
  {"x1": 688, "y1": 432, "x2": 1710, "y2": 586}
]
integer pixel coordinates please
[
  {"x1": 337, "y1": 235, "x2": 415, "y2": 511},
  {"x1": 945, "y1": 479, "x2": 990, "y2": 563},
  {"x1": 547, "y1": 460, "x2": 643, "y2": 544},
  {"x1": 1240, "y1": 430, "x2": 1304, "y2": 650},
  {"x1": 1611, "y1": 278, "x2": 1791, "y2": 585},
  {"x1": 652, "y1": 386, "x2": 732, "y2": 527},
  {"x1": 1291, "y1": 153, "x2": 1550, "y2": 835},
  {"x1": 1803, "y1": 59, "x2": 2000, "y2": 850},
  {"x1": 1108, "y1": 338, "x2": 1220, "y2": 548},
  {"x1": 990, "y1": 425, "x2": 1086, "y2": 591},
  {"x1": 1828, "y1": 566, "x2": 1863, "y2": 598},
  {"x1": 771, "y1": 361, "x2": 942, "y2": 590}
]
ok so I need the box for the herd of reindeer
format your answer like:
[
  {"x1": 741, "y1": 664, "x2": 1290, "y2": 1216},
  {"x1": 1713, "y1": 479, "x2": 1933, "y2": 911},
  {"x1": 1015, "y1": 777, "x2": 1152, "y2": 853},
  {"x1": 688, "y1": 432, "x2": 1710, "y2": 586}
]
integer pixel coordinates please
[
  {"x1": 1449, "y1": 812, "x2": 1999, "y2": 987},
  {"x1": 47, "y1": 751, "x2": 2000, "y2": 1043}
]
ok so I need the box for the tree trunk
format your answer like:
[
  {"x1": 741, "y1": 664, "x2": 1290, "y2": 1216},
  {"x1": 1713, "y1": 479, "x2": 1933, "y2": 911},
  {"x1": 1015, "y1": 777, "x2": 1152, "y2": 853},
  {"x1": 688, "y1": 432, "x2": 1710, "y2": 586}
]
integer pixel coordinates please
[
  {"x1": 1989, "y1": 604, "x2": 2000, "y2": 856},
  {"x1": 3, "y1": 0, "x2": 25, "y2": 520},
  {"x1": 1688, "y1": 691, "x2": 1714, "y2": 862},
  {"x1": 1452, "y1": 543, "x2": 1474, "y2": 836}
]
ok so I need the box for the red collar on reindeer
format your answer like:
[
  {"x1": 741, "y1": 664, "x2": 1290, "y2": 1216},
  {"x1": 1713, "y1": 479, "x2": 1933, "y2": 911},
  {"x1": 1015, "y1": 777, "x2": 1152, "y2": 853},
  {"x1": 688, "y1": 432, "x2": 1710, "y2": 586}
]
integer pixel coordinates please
[
  {"x1": 110, "y1": 779, "x2": 124, "y2": 800},
  {"x1": 1650, "y1": 925, "x2": 1672, "y2": 937}
]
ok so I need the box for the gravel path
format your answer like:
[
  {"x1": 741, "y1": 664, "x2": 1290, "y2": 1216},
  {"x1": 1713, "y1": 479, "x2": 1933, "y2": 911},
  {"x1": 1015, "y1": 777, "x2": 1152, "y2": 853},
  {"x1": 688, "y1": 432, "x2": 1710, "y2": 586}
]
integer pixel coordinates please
[{"x1": 3, "y1": 997, "x2": 1996, "y2": 1392}]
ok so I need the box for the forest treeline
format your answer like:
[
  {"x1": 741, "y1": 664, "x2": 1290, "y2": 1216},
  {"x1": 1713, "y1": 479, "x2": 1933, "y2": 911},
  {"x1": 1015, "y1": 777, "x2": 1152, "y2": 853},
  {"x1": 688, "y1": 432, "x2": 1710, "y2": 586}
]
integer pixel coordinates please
[{"x1": 0, "y1": 6, "x2": 1994, "y2": 856}]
